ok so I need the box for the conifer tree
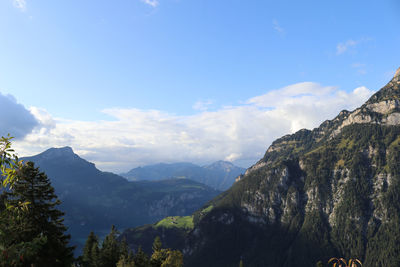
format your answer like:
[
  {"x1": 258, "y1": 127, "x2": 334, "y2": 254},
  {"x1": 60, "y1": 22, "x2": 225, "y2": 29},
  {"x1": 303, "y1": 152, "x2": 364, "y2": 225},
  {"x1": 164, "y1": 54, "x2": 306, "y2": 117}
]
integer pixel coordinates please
[
  {"x1": 119, "y1": 238, "x2": 131, "y2": 260},
  {"x1": 152, "y1": 236, "x2": 162, "y2": 253},
  {"x1": 90, "y1": 242, "x2": 101, "y2": 267},
  {"x1": 116, "y1": 253, "x2": 135, "y2": 267},
  {"x1": 150, "y1": 236, "x2": 164, "y2": 267},
  {"x1": 0, "y1": 137, "x2": 48, "y2": 265},
  {"x1": 100, "y1": 225, "x2": 121, "y2": 267},
  {"x1": 160, "y1": 250, "x2": 183, "y2": 267},
  {"x1": 82, "y1": 231, "x2": 100, "y2": 267},
  {"x1": 150, "y1": 237, "x2": 183, "y2": 267},
  {"x1": 116, "y1": 238, "x2": 135, "y2": 267},
  {"x1": 4, "y1": 161, "x2": 74, "y2": 266},
  {"x1": 133, "y1": 246, "x2": 150, "y2": 267}
]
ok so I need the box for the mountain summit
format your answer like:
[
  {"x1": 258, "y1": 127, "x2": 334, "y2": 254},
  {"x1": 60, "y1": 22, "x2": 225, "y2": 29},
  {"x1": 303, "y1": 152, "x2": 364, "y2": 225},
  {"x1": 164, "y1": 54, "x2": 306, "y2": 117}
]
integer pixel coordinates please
[
  {"x1": 394, "y1": 66, "x2": 400, "y2": 80},
  {"x1": 203, "y1": 160, "x2": 238, "y2": 172},
  {"x1": 123, "y1": 67, "x2": 400, "y2": 266},
  {"x1": 33, "y1": 146, "x2": 76, "y2": 159},
  {"x1": 365, "y1": 66, "x2": 400, "y2": 105}
]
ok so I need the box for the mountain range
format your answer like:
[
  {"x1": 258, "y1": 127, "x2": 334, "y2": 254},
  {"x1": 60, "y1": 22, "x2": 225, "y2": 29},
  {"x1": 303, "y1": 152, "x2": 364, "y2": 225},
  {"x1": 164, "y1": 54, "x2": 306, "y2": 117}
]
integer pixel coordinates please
[
  {"x1": 121, "y1": 68, "x2": 400, "y2": 266},
  {"x1": 120, "y1": 161, "x2": 246, "y2": 191},
  {"x1": 22, "y1": 147, "x2": 220, "y2": 254}
]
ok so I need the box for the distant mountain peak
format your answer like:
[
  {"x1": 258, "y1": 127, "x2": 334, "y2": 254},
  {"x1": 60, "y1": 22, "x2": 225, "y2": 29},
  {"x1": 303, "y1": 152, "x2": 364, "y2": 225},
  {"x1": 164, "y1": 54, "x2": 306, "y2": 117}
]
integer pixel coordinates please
[
  {"x1": 214, "y1": 160, "x2": 233, "y2": 165},
  {"x1": 52, "y1": 146, "x2": 74, "y2": 153},
  {"x1": 42, "y1": 146, "x2": 74, "y2": 156},
  {"x1": 121, "y1": 161, "x2": 245, "y2": 190},
  {"x1": 366, "y1": 67, "x2": 400, "y2": 105},
  {"x1": 209, "y1": 160, "x2": 234, "y2": 166},
  {"x1": 29, "y1": 146, "x2": 83, "y2": 162},
  {"x1": 204, "y1": 160, "x2": 236, "y2": 170}
]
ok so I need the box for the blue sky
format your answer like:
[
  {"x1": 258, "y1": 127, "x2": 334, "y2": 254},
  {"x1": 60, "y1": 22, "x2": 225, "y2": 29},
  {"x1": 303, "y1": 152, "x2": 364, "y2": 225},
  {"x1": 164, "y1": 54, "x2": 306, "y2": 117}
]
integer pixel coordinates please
[{"x1": 1, "y1": 0, "x2": 399, "y2": 172}]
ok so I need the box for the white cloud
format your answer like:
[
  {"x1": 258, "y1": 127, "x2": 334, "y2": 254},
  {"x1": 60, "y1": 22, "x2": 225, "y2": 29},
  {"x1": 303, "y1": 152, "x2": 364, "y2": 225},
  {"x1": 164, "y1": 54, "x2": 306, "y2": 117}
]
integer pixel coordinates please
[
  {"x1": 12, "y1": 0, "x2": 26, "y2": 11},
  {"x1": 272, "y1": 19, "x2": 284, "y2": 34},
  {"x1": 141, "y1": 0, "x2": 159, "y2": 7},
  {"x1": 29, "y1": 107, "x2": 56, "y2": 134},
  {"x1": 14, "y1": 82, "x2": 374, "y2": 173},
  {"x1": 336, "y1": 39, "x2": 358, "y2": 55},
  {"x1": 192, "y1": 99, "x2": 214, "y2": 111}
]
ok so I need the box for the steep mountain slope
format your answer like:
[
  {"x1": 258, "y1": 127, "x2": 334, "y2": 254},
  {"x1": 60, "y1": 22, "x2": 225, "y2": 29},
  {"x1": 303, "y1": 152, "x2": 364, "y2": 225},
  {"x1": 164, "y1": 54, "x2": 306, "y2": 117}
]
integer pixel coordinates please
[
  {"x1": 123, "y1": 68, "x2": 400, "y2": 266},
  {"x1": 22, "y1": 148, "x2": 220, "y2": 253},
  {"x1": 121, "y1": 161, "x2": 245, "y2": 191}
]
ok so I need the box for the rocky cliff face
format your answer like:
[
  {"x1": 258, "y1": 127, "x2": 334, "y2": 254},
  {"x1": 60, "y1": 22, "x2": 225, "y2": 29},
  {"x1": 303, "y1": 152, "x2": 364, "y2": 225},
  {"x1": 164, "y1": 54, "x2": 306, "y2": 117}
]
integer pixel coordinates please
[
  {"x1": 179, "y1": 69, "x2": 400, "y2": 266},
  {"x1": 122, "y1": 69, "x2": 400, "y2": 266}
]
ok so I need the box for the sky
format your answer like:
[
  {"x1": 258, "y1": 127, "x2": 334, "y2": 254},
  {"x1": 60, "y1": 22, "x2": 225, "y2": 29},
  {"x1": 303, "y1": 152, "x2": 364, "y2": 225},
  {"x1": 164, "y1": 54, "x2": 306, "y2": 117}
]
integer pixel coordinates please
[{"x1": 0, "y1": 0, "x2": 399, "y2": 172}]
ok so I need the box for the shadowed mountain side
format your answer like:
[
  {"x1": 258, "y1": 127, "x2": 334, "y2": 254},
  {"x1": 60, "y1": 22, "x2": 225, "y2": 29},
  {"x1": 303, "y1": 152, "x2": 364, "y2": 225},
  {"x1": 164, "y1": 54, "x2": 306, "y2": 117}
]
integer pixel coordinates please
[
  {"x1": 119, "y1": 203, "x2": 337, "y2": 267},
  {"x1": 22, "y1": 147, "x2": 220, "y2": 254}
]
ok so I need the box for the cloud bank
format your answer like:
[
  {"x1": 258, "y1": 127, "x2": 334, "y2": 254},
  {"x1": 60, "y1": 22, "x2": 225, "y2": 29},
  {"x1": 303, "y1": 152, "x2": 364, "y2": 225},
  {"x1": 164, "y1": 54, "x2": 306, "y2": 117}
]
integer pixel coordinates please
[
  {"x1": 0, "y1": 92, "x2": 38, "y2": 139},
  {"x1": 13, "y1": 82, "x2": 374, "y2": 173}
]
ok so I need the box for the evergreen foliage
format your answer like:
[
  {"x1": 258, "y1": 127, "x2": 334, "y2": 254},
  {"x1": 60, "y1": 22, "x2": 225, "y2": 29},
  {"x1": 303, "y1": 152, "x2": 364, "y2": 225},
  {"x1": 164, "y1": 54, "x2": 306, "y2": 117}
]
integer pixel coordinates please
[
  {"x1": 116, "y1": 254, "x2": 135, "y2": 267},
  {"x1": 82, "y1": 231, "x2": 100, "y2": 267},
  {"x1": 152, "y1": 236, "x2": 162, "y2": 254},
  {"x1": 0, "y1": 161, "x2": 74, "y2": 266},
  {"x1": 100, "y1": 225, "x2": 121, "y2": 267},
  {"x1": 149, "y1": 236, "x2": 183, "y2": 267},
  {"x1": 133, "y1": 246, "x2": 150, "y2": 267},
  {"x1": 80, "y1": 231, "x2": 182, "y2": 267}
]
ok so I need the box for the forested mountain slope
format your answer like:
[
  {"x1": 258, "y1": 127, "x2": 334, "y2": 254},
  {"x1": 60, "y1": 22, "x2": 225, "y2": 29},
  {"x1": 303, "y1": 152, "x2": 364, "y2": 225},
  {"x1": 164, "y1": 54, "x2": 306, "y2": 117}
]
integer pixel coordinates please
[
  {"x1": 23, "y1": 148, "x2": 220, "y2": 254},
  {"x1": 123, "y1": 68, "x2": 400, "y2": 267}
]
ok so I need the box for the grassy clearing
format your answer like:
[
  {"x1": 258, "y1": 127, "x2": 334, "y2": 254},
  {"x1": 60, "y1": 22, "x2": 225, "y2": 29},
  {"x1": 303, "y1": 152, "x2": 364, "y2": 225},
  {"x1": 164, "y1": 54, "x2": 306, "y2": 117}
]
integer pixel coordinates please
[
  {"x1": 201, "y1": 205, "x2": 213, "y2": 213},
  {"x1": 155, "y1": 216, "x2": 194, "y2": 229}
]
